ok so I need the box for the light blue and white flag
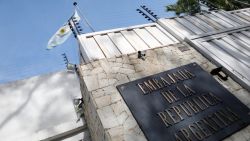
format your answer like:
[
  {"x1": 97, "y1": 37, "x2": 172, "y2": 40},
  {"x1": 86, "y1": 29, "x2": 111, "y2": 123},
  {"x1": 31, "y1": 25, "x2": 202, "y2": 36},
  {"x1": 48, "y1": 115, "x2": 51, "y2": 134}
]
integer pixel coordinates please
[
  {"x1": 72, "y1": 9, "x2": 81, "y2": 22},
  {"x1": 47, "y1": 24, "x2": 72, "y2": 50},
  {"x1": 47, "y1": 10, "x2": 81, "y2": 50}
]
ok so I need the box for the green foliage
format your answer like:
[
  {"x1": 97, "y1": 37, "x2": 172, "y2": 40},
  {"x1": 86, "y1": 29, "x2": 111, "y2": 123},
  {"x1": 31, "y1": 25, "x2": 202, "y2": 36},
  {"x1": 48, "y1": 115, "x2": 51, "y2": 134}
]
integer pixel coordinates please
[
  {"x1": 166, "y1": 0, "x2": 249, "y2": 16},
  {"x1": 166, "y1": 0, "x2": 199, "y2": 15},
  {"x1": 209, "y1": 0, "x2": 238, "y2": 10}
]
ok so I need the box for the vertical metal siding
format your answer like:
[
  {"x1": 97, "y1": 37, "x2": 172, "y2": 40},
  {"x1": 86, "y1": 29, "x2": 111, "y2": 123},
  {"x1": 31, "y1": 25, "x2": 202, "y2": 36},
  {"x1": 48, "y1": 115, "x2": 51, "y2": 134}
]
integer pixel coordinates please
[
  {"x1": 79, "y1": 23, "x2": 179, "y2": 63},
  {"x1": 120, "y1": 30, "x2": 150, "y2": 50},
  {"x1": 229, "y1": 8, "x2": 250, "y2": 23},
  {"x1": 133, "y1": 28, "x2": 162, "y2": 48},
  {"x1": 158, "y1": 9, "x2": 250, "y2": 40},
  {"x1": 108, "y1": 32, "x2": 136, "y2": 54},
  {"x1": 94, "y1": 34, "x2": 122, "y2": 58},
  {"x1": 78, "y1": 36, "x2": 105, "y2": 61},
  {"x1": 186, "y1": 25, "x2": 250, "y2": 91}
]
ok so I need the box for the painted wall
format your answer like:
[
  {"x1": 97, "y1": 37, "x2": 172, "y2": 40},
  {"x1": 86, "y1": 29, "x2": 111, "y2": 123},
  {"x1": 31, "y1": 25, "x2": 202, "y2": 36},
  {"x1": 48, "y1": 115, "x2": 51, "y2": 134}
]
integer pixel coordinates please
[{"x1": 0, "y1": 71, "x2": 84, "y2": 141}]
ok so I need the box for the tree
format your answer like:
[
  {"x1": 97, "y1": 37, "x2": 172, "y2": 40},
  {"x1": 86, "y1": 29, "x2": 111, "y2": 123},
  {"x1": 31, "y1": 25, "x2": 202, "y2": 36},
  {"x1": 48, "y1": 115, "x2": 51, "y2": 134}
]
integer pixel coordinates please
[
  {"x1": 166, "y1": 0, "x2": 200, "y2": 16},
  {"x1": 166, "y1": 0, "x2": 250, "y2": 16}
]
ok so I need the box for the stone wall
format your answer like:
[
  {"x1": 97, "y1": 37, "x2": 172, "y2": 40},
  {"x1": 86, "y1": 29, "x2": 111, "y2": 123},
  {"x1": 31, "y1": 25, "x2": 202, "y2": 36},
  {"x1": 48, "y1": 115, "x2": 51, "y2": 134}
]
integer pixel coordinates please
[{"x1": 79, "y1": 43, "x2": 250, "y2": 141}]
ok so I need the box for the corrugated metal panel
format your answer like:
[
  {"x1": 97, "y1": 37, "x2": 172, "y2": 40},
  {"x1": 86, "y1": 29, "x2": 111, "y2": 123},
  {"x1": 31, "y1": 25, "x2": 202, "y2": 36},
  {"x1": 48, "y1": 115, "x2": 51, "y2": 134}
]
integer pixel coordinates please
[
  {"x1": 78, "y1": 23, "x2": 179, "y2": 62},
  {"x1": 158, "y1": 9, "x2": 250, "y2": 40},
  {"x1": 229, "y1": 8, "x2": 250, "y2": 23},
  {"x1": 186, "y1": 25, "x2": 250, "y2": 91}
]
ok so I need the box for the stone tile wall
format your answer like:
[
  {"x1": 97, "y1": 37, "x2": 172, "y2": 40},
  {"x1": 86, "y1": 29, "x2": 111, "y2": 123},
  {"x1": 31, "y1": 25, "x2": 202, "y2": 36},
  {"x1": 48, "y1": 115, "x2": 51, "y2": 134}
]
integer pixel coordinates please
[{"x1": 79, "y1": 43, "x2": 250, "y2": 141}]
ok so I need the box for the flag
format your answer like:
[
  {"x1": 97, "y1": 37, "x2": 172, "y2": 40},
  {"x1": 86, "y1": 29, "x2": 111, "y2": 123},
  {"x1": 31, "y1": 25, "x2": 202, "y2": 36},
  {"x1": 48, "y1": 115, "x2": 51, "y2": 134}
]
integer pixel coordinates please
[
  {"x1": 47, "y1": 24, "x2": 72, "y2": 50},
  {"x1": 72, "y1": 10, "x2": 81, "y2": 22},
  {"x1": 47, "y1": 10, "x2": 81, "y2": 50}
]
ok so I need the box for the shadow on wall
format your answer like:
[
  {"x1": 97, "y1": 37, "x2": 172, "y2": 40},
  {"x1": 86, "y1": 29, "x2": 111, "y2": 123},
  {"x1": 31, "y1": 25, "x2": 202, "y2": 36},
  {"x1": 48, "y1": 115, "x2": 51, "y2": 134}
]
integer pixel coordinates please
[
  {"x1": 0, "y1": 76, "x2": 45, "y2": 130},
  {"x1": 0, "y1": 71, "x2": 80, "y2": 132}
]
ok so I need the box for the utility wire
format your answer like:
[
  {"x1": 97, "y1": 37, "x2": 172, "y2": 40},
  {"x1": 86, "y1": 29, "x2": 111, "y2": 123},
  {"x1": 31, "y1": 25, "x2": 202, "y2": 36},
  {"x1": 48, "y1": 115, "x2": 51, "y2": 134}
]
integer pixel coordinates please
[{"x1": 73, "y1": 2, "x2": 95, "y2": 32}]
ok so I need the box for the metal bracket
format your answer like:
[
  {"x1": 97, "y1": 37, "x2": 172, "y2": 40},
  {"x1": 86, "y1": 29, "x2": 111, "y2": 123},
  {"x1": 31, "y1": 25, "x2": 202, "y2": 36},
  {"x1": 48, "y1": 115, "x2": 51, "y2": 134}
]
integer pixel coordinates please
[
  {"x1": 178, "y1": 46, "x2": 190, "y2": 52},
  {"x1": 73, "y1": 98, "x2": 84, "y2": 123},
  {"x1": 138, "y1": 51, "x2": 146, "y2": 60},
  {"x1": 210, "y1": 67, "x2": 228, "y2": 81}
]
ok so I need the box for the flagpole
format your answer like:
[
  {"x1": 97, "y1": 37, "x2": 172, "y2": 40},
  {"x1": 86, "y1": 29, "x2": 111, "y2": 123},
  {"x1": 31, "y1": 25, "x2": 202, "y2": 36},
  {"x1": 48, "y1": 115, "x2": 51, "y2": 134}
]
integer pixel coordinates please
[{"x1": 73, "y1": 2, "x2": 95, "y2": 32}]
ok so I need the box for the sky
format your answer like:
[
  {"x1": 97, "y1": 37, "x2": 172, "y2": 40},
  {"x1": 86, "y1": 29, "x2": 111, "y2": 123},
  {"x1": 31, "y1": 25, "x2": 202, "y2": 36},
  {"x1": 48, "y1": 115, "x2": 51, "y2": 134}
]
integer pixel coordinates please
[{"x1": 0, "y1": 0, "x2": 177, "y2": 84}]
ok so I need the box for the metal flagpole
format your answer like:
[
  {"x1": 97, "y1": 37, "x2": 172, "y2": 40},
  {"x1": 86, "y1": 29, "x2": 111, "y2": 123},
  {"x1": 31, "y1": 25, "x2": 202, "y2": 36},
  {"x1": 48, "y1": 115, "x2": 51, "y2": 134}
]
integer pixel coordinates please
[
  {"x1": 69, "y1": 3, "x2": 88, "y2": 123},
  {"x1": 73, "y1": 2, "x2": 95, "y2": 32}
]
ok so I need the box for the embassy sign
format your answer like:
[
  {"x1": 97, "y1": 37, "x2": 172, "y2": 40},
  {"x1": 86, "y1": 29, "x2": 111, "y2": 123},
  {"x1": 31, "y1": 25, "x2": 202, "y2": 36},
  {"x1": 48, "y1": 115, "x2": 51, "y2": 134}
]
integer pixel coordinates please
[{"x1": 117, "y1": 63, "x2": 250, "y2": 141}]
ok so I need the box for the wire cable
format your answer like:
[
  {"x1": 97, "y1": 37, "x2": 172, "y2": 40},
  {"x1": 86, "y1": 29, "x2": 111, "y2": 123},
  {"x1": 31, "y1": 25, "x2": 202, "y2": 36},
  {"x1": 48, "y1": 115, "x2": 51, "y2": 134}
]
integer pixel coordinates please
[{"x1": 74, "y1": 3, "x2": 95, "y2": 32}]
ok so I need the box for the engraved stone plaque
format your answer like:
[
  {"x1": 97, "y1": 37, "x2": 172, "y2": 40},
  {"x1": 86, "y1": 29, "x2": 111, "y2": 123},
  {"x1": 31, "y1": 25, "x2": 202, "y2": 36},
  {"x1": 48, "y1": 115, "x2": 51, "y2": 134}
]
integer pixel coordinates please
[{"x1": 117, "y1": 63, "x2": 250, "y2": 141}]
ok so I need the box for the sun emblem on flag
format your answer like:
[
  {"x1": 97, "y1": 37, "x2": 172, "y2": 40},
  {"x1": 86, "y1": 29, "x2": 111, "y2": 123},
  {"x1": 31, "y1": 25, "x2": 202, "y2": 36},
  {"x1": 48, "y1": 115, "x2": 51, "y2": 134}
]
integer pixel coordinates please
[{"x1": 60, "y1": 28, "x2": 66, "y2": 34}]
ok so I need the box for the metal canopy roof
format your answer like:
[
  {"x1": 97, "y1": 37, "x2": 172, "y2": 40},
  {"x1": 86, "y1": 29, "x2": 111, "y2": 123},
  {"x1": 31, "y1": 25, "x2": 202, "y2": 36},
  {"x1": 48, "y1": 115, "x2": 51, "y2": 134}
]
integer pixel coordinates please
[
  {"x1": 157, "y1": 9, "x2": 250, "y2": 40},
  {"x1": 78, "y1": 23, "x2": 178, "y2": 63},
  {"x1": 186, "y1": 25, "x2": 250, "y2": 91}
]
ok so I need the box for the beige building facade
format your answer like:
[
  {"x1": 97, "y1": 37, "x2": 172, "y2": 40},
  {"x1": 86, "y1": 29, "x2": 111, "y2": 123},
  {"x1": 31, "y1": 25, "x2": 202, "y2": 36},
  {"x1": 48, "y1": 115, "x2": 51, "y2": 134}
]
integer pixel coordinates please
[{"x1": 77, "y1": 8, "x2": 250, "y2": 141}]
